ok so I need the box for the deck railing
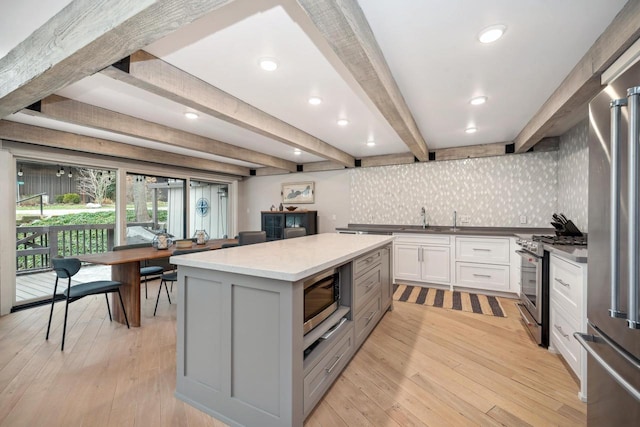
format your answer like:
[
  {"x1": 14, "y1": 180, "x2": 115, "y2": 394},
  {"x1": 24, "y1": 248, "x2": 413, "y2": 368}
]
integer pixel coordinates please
[{"x1": 16, "y1": 224, "x2": 116, "y2": 274}]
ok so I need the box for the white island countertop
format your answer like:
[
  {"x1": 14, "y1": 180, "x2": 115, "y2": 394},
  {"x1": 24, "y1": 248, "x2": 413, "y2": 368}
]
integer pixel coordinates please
[{"x1": 171, "y1": 233, "x2": 394, "y2": 282}]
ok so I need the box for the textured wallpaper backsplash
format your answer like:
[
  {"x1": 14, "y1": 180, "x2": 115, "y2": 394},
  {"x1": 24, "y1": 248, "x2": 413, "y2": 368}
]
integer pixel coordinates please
[
  {"x1": 557, "y1": 120, "x2": 589, "y2": 231},
  {"x1": 350, "y1": 151, "x2": 559, "y2": 228}
]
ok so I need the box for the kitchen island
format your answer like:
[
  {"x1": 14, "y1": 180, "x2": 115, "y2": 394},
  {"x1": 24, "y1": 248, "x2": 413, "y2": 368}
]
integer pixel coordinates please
[{"x1": 170, "y1": 233, "x2": 393, "y2": 427}]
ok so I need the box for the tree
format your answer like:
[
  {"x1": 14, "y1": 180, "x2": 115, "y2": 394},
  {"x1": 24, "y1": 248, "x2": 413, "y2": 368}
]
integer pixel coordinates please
[{"x1": 76, "y1": 169, "x2": 112, "y2": 204}]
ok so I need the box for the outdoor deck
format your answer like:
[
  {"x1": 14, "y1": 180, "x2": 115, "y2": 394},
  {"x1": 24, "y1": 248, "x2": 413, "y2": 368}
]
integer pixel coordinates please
[{"x1": 15, "y1": 264, "x2": 112, "y2": 304}]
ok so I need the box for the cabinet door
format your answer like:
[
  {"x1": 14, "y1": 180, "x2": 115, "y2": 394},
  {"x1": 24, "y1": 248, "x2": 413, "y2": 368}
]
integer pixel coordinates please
[
  {"x1": 421, "y1": 245, "x2": 451, "y2": 283},
  {"x1": 261, "y1": 213, "x2": 284, "y2": 240},
  {"x1": 393, "y1": 244, "x2": 421, "y2": 281}
]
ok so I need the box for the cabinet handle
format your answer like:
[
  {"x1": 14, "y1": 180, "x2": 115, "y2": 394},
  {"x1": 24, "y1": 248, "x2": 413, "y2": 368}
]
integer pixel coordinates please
[
  {"x1": 365, "y1": 256, "x2": 374, "y2": 264},
  {"x1": 473, "y1": 248, "x2": 491, "y2": 252},
  {"x1": 325, "y1": 353, "x2": 344, "y2": 375},
  {"x1": 554, "y1": 324, "x2": 569, "y2": 339},
  {"x1": 473, "y1": 273, "x2": 491, "y2": 278},
  {"x1": 554, "y1": 277, "x2": 571, "y2": 288},
  {"x1": 365, "y1": 310, "x2": 378, "y2": 325}
]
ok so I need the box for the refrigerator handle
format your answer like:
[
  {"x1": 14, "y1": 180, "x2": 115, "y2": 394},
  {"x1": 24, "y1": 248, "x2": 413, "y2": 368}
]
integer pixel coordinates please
[
  {"x1": 628, "y1": 86, "x2": 640, "y2": 329},
  {"x1": 574, "y1": 332, "x2": 640, "y2": 401},
  {"x1": 610, "y1": 98, "x2": 627, "y2": 319}
]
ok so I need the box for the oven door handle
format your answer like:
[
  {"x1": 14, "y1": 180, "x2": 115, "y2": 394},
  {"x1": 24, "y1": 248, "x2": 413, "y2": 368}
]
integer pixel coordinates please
[{"x1": 515, "y1": 250, "x2": 541, "y2": 263}]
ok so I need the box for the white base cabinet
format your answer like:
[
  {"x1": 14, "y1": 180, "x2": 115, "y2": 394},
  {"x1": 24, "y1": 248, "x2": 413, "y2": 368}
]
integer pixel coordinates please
[
  {"x1": 393, "y1": 233, "x2": 518, "y2": 296},
  {"x1": 393, "y1": 234, "x2": 451, "y2": 285},
  {"x1": 548, "y1": 253, "x2": 588, "y2": 401}
]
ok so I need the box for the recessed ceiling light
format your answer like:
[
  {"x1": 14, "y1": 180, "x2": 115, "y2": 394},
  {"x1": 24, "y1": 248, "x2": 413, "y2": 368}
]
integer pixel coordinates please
[
  {"x1": 308, "y1": 97, "x2": 322, "y2": 105},
  {"x1": 337, "y1": 119, "x2": 349, "y2": 126},
  {"x1": 184, "y1": 112, "x2": 199, "y2": 120},
  {"x1": 294, "y1": 149, "x2": 302, "y2": 155},
  {"x1": 478, "y1": 24, "x2": 506, "y2": 44},
  {"x1": 470, "y1": 96, "x2": 488, "y2": 106},
  {"x1": 259, "y1": 58, "x2": 278, "y2": 71},
  {"x1": 465, "y1": 126, "x2": 478, "y2": 134},
  {"x1": 366, "y1": 140, "x2": 376, "y2": 147}
]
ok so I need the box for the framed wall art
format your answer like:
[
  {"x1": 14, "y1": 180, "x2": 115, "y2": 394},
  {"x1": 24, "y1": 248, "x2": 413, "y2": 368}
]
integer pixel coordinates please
[{"x1": 281, "y1": 181, "x2": 314, "y2": 204}]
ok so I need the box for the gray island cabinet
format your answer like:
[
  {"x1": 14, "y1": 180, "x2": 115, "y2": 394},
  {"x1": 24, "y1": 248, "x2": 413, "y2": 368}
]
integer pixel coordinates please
[{"x1": 170, "y1": 233, "x2": 394, "y2": 427}]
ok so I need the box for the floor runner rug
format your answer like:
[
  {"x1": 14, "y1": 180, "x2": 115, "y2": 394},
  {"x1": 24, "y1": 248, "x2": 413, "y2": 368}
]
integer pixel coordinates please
[{"x1": 393, "y1": 283, "x2": 506, "y2": 317}]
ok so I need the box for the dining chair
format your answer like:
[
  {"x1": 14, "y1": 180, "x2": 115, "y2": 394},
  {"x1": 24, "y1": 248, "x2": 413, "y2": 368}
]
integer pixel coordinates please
[
  {"x1": 238, "y1": 231, "x2": 267, "y2": 245},
  {"x1": 153, "y1": 247, "x2": 212, "y2": 316},
  {"x1": 113, "y1": 242, "x2": 165, "y2": 299},
  {"x1": 47, "y1": 257, "x2": 130, "y2": 351},
  {"x1": 283, "y1": 227, "x2": 306, "y2": 239}
]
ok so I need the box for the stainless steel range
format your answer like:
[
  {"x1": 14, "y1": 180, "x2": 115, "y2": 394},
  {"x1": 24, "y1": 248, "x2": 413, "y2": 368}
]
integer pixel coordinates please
[
  {"x1": 515, "y1": 234, "x2": 588, "y2": 347},
  {"x1": 515, "y1": 236, "x2": 549, "y2": 347}
]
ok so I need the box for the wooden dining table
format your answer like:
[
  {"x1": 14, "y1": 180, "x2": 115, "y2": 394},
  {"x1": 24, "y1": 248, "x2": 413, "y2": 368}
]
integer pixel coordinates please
[{"x1": 77, "y1": 238, "x2": 237, "y2": 326}]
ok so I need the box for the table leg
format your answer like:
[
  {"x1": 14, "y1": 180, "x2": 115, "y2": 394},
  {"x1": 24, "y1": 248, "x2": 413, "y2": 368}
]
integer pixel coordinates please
[{"x1": 111, "y1": 262, "x2": 141, "y2": 327}]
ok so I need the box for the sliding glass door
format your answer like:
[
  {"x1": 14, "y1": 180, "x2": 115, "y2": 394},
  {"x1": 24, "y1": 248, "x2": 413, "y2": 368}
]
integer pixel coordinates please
[{"x1": 125, "y1": 173, "x2": 185, "y2": 244}]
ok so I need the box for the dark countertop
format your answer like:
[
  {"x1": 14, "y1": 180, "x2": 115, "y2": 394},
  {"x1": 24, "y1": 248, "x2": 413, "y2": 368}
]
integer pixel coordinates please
[
  {"x1": 335, "y1": 223, "x2": 555, "y2": 237},
  {"x1": 544, "y1": 244, "x2": 588, "y2": 263},
  {"x1": 335, "y1": 224, "x2": 588, "y2": 263}
]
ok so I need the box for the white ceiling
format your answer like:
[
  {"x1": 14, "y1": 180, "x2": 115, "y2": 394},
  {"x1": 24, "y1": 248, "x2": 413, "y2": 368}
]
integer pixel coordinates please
[{"x1": 0, "y1": 0, "x2": 630, "y2": 171}]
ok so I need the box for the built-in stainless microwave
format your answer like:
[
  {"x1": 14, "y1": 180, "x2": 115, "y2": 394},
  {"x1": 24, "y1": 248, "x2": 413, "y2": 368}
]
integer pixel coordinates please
[{"x1": 303, "y1": 268, "x2": 340, "y2": 335}]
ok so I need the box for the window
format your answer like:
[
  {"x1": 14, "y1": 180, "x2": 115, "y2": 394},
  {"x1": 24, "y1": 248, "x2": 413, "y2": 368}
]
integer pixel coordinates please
[{"x1": 125, "y1": 174, "x2": 185, "y2": 243}]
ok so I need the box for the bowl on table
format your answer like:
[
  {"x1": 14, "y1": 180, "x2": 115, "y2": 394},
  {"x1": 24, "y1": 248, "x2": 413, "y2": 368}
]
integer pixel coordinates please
[{"x1": 285, "y1": 206, "x2": 297, "y2": 211}]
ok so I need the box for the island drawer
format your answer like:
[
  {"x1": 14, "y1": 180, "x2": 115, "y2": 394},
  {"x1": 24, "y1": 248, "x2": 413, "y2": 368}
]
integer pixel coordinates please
[
  {"x1": 353, "y1": 249, "x2": 382, "y2": 277},
  {"x1": 355, "y1": 294, "x2": 382, "y2": 348},
  {"x1": 354, "y1": 264, "x2": 381, "y2": 312},
  {"x1": 303, "y1": 327, "x2": 354, "y2": 415}
]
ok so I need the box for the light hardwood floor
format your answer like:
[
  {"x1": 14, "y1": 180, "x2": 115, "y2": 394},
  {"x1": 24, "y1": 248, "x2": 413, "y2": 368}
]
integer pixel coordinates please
[{"x1": 0, "y1": 280, "x2": 585, "y2": 426}]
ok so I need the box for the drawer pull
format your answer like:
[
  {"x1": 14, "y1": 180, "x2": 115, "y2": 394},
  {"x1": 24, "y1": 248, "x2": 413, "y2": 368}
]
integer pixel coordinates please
[
  {"x1": 365, "y1": 310, "x2": 378, "y2": 325},
  {"x1": 554, "y1": 324, "x2": 570, "y2": 339},
  {"x1": 555, "y1": 277, "x2": 571, "y2": 288},
  {"x1": 473, "y1": 248, "x2": 491, "y2": 252},
  {"x1": 325, "y1": 353, "x2": 344, "y2": 375},
  {"x1": 473, "y1": 273, "x2": 492, "y2": 278},
  {"x1": 365, "y1": 256, "x2": 374, "y2": 264}
]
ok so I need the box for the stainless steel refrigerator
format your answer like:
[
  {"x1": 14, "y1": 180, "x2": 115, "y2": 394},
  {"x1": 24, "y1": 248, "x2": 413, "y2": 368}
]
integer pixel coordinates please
[{"x1": 580, "y1": 58, "x2": 640, "y2": 424}]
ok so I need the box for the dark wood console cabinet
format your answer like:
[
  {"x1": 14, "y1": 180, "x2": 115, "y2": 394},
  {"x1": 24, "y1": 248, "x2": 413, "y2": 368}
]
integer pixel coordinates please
[{"x1": 261, "y1": 210, "x2": 317, "y2": 240}]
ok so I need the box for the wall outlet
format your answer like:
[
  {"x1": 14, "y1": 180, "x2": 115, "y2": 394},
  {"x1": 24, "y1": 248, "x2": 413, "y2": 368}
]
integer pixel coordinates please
[
  {"x1": 331, "y1": 214, "x2": 336, "y2": 221},
  {"x1": 460, "y1": 215, "x2": 470, "y2": 224},
  {"x1": 520, "y1": 215, "x2": 527, "y2": 224}
]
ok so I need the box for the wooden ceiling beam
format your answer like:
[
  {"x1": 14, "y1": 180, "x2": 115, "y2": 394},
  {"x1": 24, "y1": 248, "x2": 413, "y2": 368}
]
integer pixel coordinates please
[
  {"x1": 0, "y1": 0, "x2": 236, "y2": 119},
  {"x1": 359, "y1": 153, "x2": 415, "y2": 168},
  {"x1": 295, "y1": 0, "x2": 429, "y2": 161},
  {"x1": 0, "y1": 120, "x2": 250, "y2": 176},
  {"x1": 101, "y1": 51, "x2": 355, "y2": 168},
  {"x1": 515, "y1": 0, "x2": 640, "y2": 153},
  {"x1": 23, "y1": 95, "x2": 296, "y2": 172}
]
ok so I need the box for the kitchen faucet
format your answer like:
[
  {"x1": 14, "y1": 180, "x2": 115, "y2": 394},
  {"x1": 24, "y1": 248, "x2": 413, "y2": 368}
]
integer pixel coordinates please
[
  {"x1": 453, "y1": 210, "x2": 457, "y2": 231},
  {"x1": 421, "y1": 207, "x2": 428, "y2": 228}
]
